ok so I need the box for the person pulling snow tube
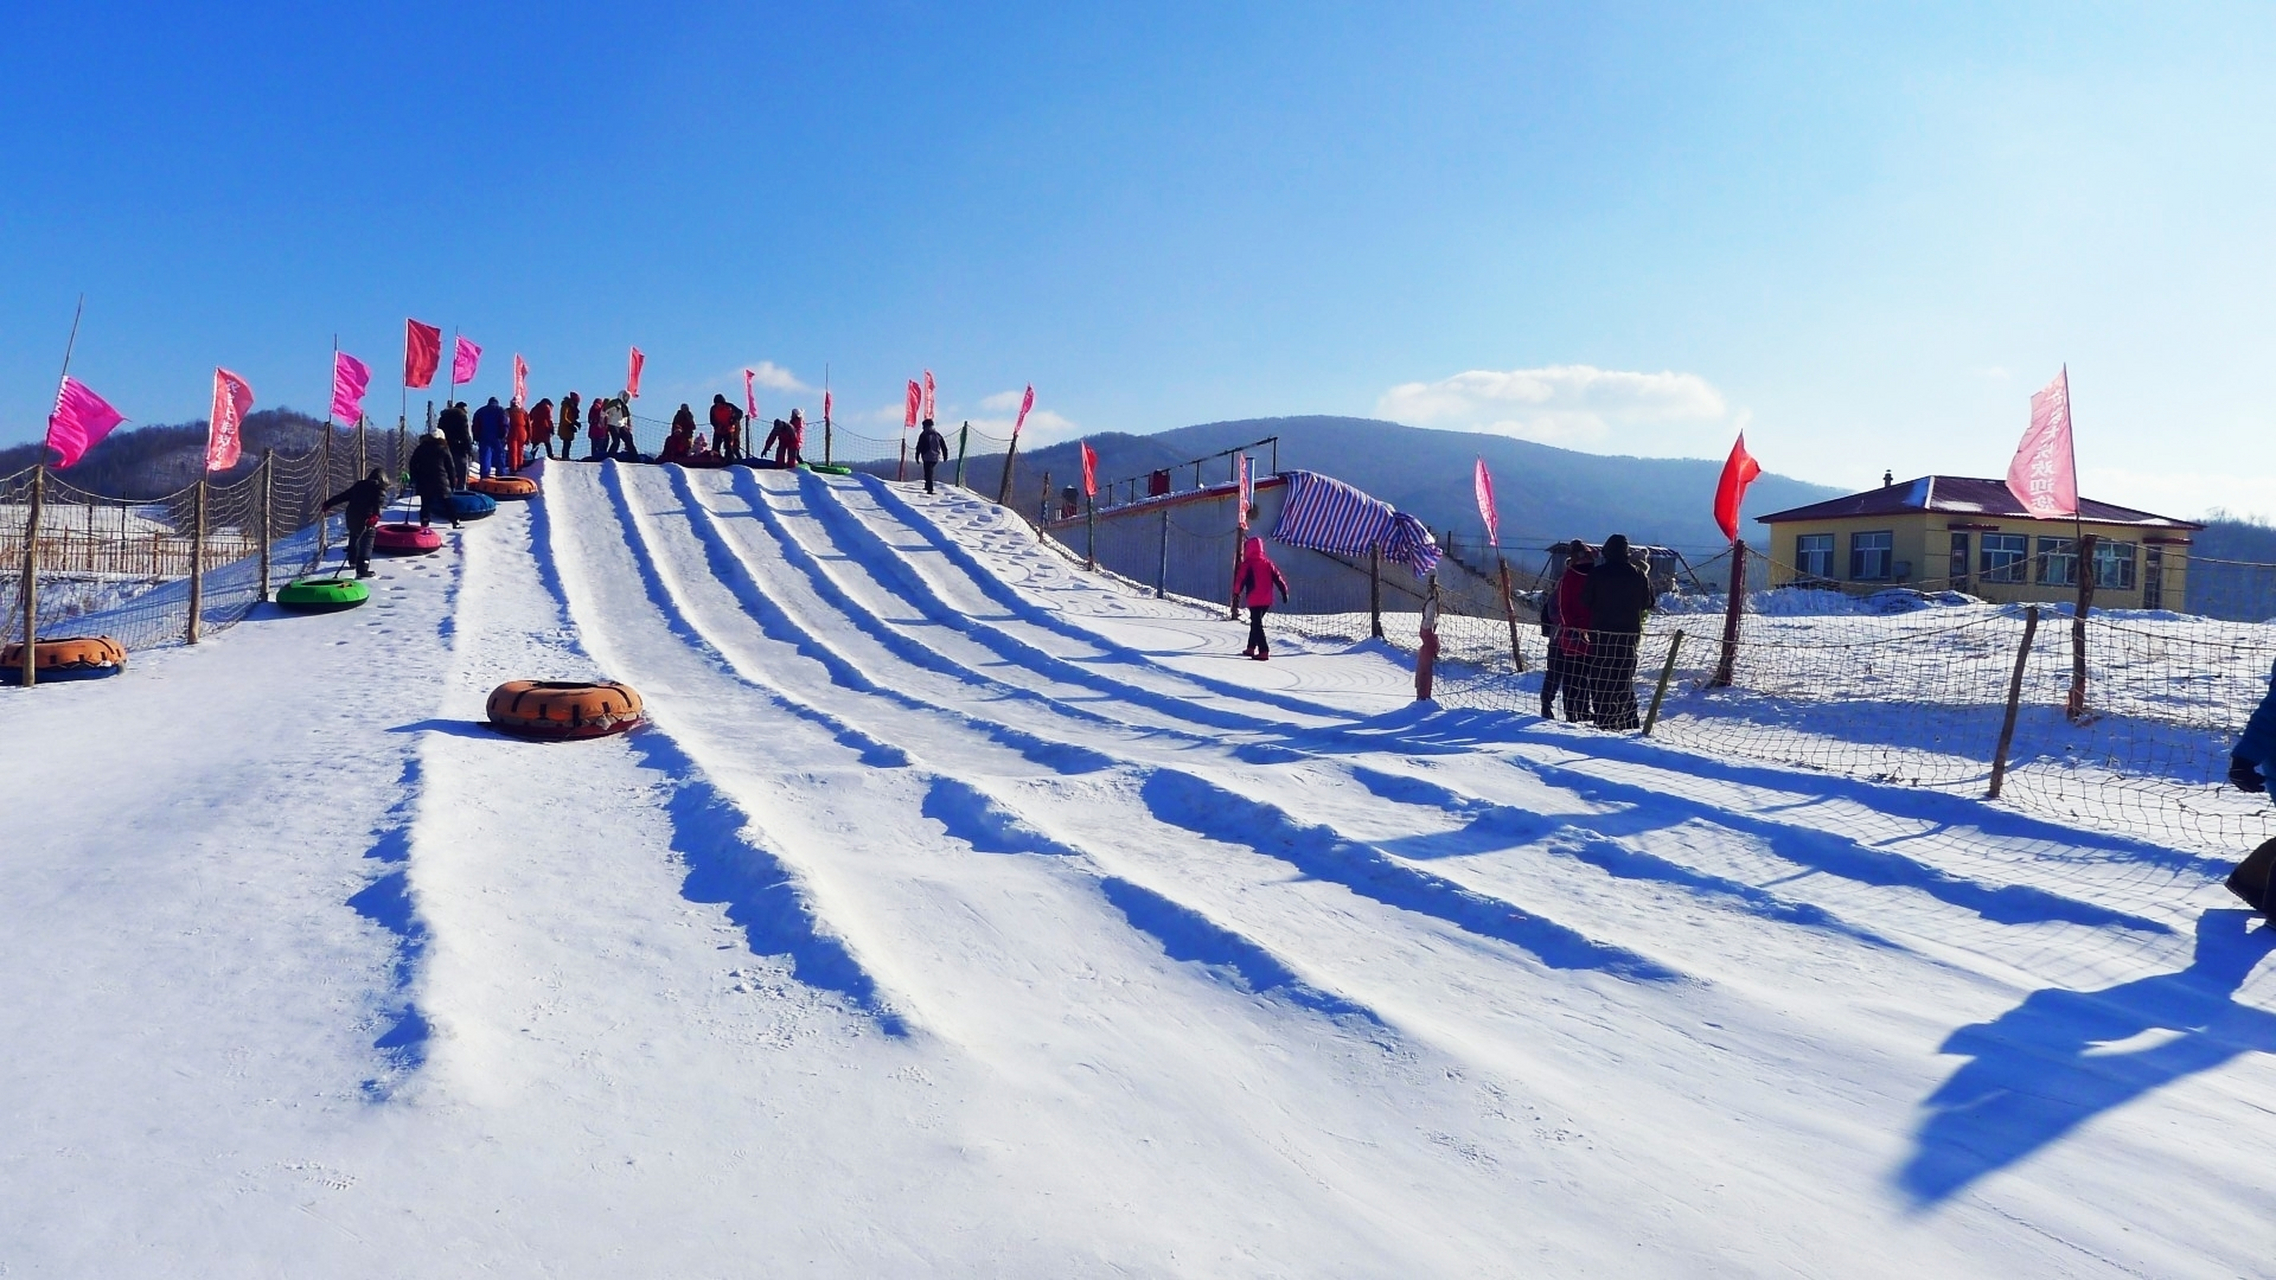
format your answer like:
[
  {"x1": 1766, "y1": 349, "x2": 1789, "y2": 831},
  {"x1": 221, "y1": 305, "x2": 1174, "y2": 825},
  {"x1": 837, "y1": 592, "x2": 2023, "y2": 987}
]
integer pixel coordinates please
[
  {"x1": 1, "y1": 635, "x2": 127, "y2": 684},
  {"x1": 486, "y1": 679, "x2": 645, "y2": 740},
  {"x1": 276, "y1": 576, "x2": 371, "y2": 613},
  {"x1": 468, "y1": 475, "x2": 540, "y2": 500},
  {"x1": 374, "y1": 522, "x2": 443, "y2": 555},
  {"x1": 446, "y1": 491, "x2": 499, "y2": 521}
]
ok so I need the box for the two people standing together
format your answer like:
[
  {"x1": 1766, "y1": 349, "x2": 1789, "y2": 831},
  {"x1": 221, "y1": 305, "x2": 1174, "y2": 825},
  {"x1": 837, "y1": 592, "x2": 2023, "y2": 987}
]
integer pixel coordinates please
[{"x1": 1539, "y1": 534, "x2": 1654, "y2": 731}]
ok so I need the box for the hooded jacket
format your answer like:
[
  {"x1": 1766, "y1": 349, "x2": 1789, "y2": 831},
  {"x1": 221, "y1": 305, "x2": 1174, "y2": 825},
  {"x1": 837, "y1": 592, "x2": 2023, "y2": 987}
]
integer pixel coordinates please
[
  {"x1": 1233, "y1": 536, "x2": 1290, "y2": 608},
  {"x1": 915, "y1": 422, "x2": 948, "y2": 464},
  {"x1": 1580, "y1": 535, "x2": 1653, "y2": 634},
  {"x1": 408, "y1": 435, "x2": 455, "y2": 493}
]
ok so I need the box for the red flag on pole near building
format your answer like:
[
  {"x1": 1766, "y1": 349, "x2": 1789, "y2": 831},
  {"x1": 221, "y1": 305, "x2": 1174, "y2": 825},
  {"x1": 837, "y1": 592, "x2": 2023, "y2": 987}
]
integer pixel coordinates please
[
  {"x1": 404, "y1": 319, "x2": 442, "y2": 388},
  {"x1": 1080, "y1": 440, "x2": 1099, "y2": 497},
  {"x1": 512, "y1": 354, "x2": 528, "y2": 406},
  {"x1": 205, "y1": 367, "x2": 254, "y2": 472},
  {"x1": 1713, "y1": 432, "x2": 1762, "y2": 543},
  {"x1": 743, "y1": 368, "x2": 758, "y2": 419},
  {"x1": 331, "y1": 351, "x2": 371, "y2": 426},
  {"x1": 44, "y1": 376, "x2": 126, "y2": 468},
  {"x1": 904, "y1": 380, "x2": 921, "y2": 430},
  {"x1": 626, "y1": 346, "x2": 645, "y2": 399},
  {"x1": 1012, "y1": 384, "x2": 1035, "y2": 438},
  {"x1": 451, "y1": 335, "x2": 482, "y2": 387},
  {"x1": 2005, "y1": 368, "x2": 2078, "y2": 519},
  {"x1": 1474, "y1": 458, "x2": 1500, "y2": 547},
  {"x1": 1238, "y1": 454, "x2": 1253, "y2": 530},
  {"x1": 922, "y1": 369, "x2": 935, "y2": 422}
]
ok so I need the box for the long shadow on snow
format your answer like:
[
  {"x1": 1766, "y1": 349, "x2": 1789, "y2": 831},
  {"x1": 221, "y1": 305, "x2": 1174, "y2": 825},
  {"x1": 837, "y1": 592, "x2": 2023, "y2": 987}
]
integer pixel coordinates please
[
  {"x1": 346, "y1": 753, "x2": 432, "y2": 1100},
  {"x1": 919, "y1": 776, "x2": 1387, "y2": 1027},
  {"x1": 1139, "y1": 770, "x2": 1681, "y2": 983},
  {"x1": 1898, "y1": 909, "x2": 2276, "y2": 1206},
  {"x1": 631, "y1": 723, "x2": 910, "y2": 1037}
]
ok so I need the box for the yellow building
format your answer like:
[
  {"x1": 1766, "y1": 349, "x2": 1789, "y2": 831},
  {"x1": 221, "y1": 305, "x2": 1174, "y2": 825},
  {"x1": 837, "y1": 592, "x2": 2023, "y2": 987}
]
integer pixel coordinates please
[{"x1": 1757, "y1": 475, "x2": 2201, "y2": 609}]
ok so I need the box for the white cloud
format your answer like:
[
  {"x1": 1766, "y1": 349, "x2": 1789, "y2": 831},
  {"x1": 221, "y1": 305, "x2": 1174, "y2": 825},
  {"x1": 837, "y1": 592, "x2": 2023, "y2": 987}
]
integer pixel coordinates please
[
  {"x1": 1376, "y1": 364, "x2": 1733, "y2": 456},
  {"x1": 980, "y1": 389, "x2": 1027, "y2": 412}
]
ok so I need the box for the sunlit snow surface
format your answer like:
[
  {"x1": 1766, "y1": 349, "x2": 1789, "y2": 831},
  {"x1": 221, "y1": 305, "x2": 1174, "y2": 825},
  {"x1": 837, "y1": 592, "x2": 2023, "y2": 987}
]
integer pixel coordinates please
[{"x1": 3, "y1": 460, "x2": 2271, "y2": 1277}]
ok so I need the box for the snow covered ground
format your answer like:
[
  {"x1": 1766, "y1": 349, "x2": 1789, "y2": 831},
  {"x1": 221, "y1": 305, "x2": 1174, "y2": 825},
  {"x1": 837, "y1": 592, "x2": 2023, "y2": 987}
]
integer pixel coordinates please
[{"x1": 4, "y1": 460, "x2": 2272, "y2": 1276}]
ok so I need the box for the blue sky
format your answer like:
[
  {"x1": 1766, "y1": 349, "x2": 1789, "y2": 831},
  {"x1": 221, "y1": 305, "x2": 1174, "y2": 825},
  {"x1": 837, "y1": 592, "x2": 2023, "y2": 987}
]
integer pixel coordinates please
[{"x1": 5, "y1": 3, "x2": 2271, "y2": 516}]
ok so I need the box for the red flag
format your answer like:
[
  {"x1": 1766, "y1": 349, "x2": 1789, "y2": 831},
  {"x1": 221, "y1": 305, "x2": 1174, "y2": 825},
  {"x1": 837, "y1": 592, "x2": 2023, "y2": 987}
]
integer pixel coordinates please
[
  {"x1": 904, "y1": 380, "x2": 921, "y2": 430},
  {"x1": 451, "y1": 335, "x2": 481, "y2": 386},
  {"x1": 1474, "y1": 458, "x2": 1500, "y2": 547},
  {"x1": 1238, "y1": 454, "x2": 1253, "y2": 531},
  {"x1": 743, "y1": 368, "x2": 758, "y2": 419},
  {"x1": 331, "y1": 351, "x2": 372, "y2": 426},
  {"x1": 43, "y1": 376, "x2": 126, "y2": 468},
  {"x1": 512, "y1": 353, "x2": 528, "y2": 406},
  {"x1": 626, "y1": 346, "x2": 645, "y2": 399},
  {"x1": 205, "y1": 367, "x2": 254, "y2": 472},
  {"x1": 404, "y1": 319, "x2": 442, "y2": 388},
  {"x1": 922, "y1": 369, "x2": 936, "y2": 422},
  {"x1": 1080, "y1": 440, "x2": 1098, "y2": 497},
  {"x1": 2005, "y1": 368, "x2": 2078, "y2": 519},
  {"x1": 1713, "y1": 432, "x2": 1762, "y2": 544},
  {"x1": 1012, "y1": 384, "x2": 1035, "y2": 438},
  {"x1": 823, "y1": 387, "x2": 832, "y2": 424}
]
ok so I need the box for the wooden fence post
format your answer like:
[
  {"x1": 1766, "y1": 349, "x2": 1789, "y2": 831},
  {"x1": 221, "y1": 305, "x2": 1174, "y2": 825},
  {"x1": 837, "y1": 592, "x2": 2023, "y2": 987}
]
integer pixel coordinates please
[
  {"x1": 318, "y1": 425, "x2": 333, "y2": 561},
  {"x1": 1641, "y1": 630, "x2": 1685, "y2": 736},
  {"x1": 1085, "y1": 493, "x2": 1096, "y2": 570},
  {"x1": 18, "y1": 464, "x2": 43, "y2": 688},
  {"x1": 2067, "y1": 534, "x2": 2098, "y2": 722},
  {"x1": 1156, "y1": 509, "x2": 1169, "y2": 598},
  {"x1": 955, "y1": 422, "x2": 968, "y2": 489},
  {"x1": 258, "y1": 449, "x2": 274, "y2": 603},
  {"x1": 897, "y1": 436, "x2": 908, "y2": 483},
  {"x1": 187, "y1": 477, "x2": 207, "y2": 645},
  {"x1": 996, "y1": 431, "x2": 1021, "y2": 507},
  {"x1": 358, "y1": 418, "x2": 369, "y2": 479},
  {"x1": 1989, "y1": 606, "x2": 2041, "y2": 799},
  {"x1": 1499, "y1": 557, "x2": 1526, "y2": 673},
  {"x1": 1038, "y1": 470, "x2": 1051, "y2": 525},
  {"x1": 1712, "y1": 540, "x2": 1748, "y2": 687},
  {"x1": 1370, "y1": 547, "x2": 1384, "y2": 639}
]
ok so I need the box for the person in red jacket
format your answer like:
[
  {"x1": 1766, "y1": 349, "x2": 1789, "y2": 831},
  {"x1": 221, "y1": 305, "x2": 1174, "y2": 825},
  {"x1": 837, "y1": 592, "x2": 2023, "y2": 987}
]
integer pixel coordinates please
[
  {"x1": 1547, "y1": 541, "x2": 1596, "y2": 722},
  {"x1": 1233, "y1": 535, "x2": 1290, "y2": 660},
  {"x1": 505, "y1": 401, "x2": 530, "y2": 472},
  {"x1": 529, "y1": 398, "x2": 555, "y2": 460}
]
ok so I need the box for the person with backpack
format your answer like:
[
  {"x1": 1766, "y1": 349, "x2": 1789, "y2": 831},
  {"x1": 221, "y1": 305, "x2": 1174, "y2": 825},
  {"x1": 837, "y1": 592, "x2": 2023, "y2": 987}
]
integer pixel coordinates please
[
  {"x1": 1233, "y1": 535, "x2": 1291, "y2": 660},
  {"x1": 438, "y1": 401, "x2": 474, "y2": 490},
  {"x1": 1580, "y1": 533, "x2": 1654, "y2": 730},
  {"x1": 558, "y1": 392, "x2": 582, "y2": 460},
  {"x1": 321, "y1": 466, "x2": 391, "y2": 578},
  {"x1": 1541, "y1": 540, "x2": 1596, "y2": 722},
  {"x1": 407, "y1": 428, "x2": 458, "y2": 528},
  {"x1": 709, "y1": 394, "x2": 744, "y2": 462},
  {"x1": 914, "y1": 418, "x2": 949, "y2": 493}
]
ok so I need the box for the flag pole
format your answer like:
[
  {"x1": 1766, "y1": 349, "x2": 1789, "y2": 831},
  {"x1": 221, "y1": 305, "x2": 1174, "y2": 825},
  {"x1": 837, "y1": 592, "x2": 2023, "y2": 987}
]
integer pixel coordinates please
[{"x1": 24, "y1": 295, "x2": 83, "y2": 688}]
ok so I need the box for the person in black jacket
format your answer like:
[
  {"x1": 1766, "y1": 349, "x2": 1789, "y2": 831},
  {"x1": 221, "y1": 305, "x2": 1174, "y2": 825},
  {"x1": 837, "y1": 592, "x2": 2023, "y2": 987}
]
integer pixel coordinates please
[
  {"x1": 914, "y1": 418, "x2": 948, "y2": 493},
  {"x1": 1579, "y1": 533, "x2": 1654, "y2": 730},
  {"x1": 709, "y1": 394, "x2": 745, "y2": 462},
  {"x1": 438, "y1": 402, "x2": 474, "y2": 491},
  {"x1": 407, "y1": 428, "x2": 460, "y2": 529},
  {"x1": 322, "y1": 467, "x2": 391, "y2": 578}
]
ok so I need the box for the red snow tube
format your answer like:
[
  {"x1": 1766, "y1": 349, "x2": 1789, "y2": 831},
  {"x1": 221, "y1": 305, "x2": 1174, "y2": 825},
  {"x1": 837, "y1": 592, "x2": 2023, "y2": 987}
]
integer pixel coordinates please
[
  {"x1": 2, "y1": 635, "x2": 128, "y2": 683},
  {"x1": 486, "y1": 680, "x2": 645, "y2": 739},
  {"x1": 469, "y1": 475, "x2": 540, "y2": 500},
  {"x1": 373, "y1": 522, "x2": 443, "y2": 554}
]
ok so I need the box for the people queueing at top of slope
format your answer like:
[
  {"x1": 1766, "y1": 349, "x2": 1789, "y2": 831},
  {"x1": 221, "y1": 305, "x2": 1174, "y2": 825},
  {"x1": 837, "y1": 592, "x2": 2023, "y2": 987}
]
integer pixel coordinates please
[
  {"x1": 914, "y1": 418, "x2": 948, "y2": 493},
  {"x1": 438, "y1": 400, "x2": 474, "y2": 491},
  {"x1": 321, "y1": 466, "x2": 391, "y2": 579},
  {"x1": 472, "y1": 397, "x2": 511, "y2": 480},
  {"x1": 709, "y1": 394, "x2": 745, "y2": 462},
  {"x1": 1234, "y1": 535, "x2": 1291, "y2": 661},
  {"x1": 557, "y1": 392, "x2": 582, "y2": 460},
  {"x1": 406, "y1": 427, "x2": 460, "y2": 529},
  {"x1": 761, "y1": 410, "x2": 802, "y2": 467},
  {"x1": 528, "y1": 398, "x2": 554, "y2": 463}
]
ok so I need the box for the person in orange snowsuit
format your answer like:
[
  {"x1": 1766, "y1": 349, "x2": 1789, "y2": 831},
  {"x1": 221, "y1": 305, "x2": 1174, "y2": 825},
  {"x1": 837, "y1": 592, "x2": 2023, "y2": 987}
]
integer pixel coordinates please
[{"x1": 505, "y1": 402, "x2": 530, "y2": 471}]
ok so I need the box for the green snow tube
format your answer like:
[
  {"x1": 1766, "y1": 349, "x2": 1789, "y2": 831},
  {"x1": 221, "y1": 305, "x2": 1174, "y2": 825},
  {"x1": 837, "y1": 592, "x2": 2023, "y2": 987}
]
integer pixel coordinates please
[
  {"x1": 803, "y1": 462, "x2": 854, "y2": 476},
  {"x1": 276, "y1": 576, "x2": 371, "y2": 613}
]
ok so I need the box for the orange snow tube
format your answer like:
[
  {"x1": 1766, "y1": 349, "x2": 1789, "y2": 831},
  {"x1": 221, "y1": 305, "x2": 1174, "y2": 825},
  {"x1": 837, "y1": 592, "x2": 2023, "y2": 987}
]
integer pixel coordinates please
[
  {"x1": 485, "y1": 680, "x2": 644, "y2": 739},
  {"x1": 469, "y1": 475, "x2": 540, "y2": 500},
  {"x1": 2, "y1": 635, "x2": 128, "y2": 683}
]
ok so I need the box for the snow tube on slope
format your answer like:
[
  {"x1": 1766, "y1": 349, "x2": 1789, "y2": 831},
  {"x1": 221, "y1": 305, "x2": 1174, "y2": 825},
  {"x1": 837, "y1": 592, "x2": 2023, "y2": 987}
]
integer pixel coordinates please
[
  {"x1": 469, "y1": 475, "x2": 540, "y2": 500},
  {"x1": 486, "y1": 680, "x2": 645, "y2": 740},
  {"x1": 374, "y1": 523, "x2": 443, "y2": 554},
  {"x1": 1, "y1": 635, "x2": 128, "y2": 683},
  {"x1": 803, "y1": 463, "x2": 854, "y2": 476},
  {"x1": 276, "y1": 576, "x2": 371, "y2": 613},
  {"x1": 446, "y1": 491, "x2": 499, "y2": 521}
]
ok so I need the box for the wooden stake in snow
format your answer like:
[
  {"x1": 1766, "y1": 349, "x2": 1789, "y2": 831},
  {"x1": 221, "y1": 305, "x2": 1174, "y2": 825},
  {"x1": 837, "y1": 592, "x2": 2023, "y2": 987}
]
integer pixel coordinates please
[
  {"x1": 258, "y1": 449, "x2": 273, "y2": 604},
  {"x1": 1642, "y1": 631, "x2": 1685, "y2": 737},
  {"x1": 1989, "y1": 606, "x2": 2041, "y2": 799},
  {"x1": 187, "y1": 477, "x2": 207, "y2": 645},
  {"x1": 2068, "y1": 534, "x2": 2098, "y2": 722},
  {"x1": 1712, "y1": 540, "x2": 1747, "y2": 688},
  {"x1": 19, "y1": 464, "x2": 42, "y2": 689}
]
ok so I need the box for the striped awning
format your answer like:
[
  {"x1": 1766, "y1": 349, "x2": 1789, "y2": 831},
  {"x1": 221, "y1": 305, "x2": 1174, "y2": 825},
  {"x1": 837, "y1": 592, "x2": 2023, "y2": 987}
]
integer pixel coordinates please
[{"x1": 1269, "y1": 470, "x2": 1442, "y2": 576}]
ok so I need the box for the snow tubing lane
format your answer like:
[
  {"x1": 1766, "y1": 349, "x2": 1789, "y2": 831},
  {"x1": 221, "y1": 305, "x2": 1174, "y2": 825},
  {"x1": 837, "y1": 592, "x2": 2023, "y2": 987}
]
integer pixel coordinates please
[
  {"x1": 486, "y1": 680, "x2": 646, "y2": 739},
  {"x1": 1, "y1": 635, "x2": 127, "y2": 683},
  {"x1": 374, "y1": 522, "x2": 443, "y2": 554},
  {"x1": 469, "y1": 475, "x2": 540, "y2": 499},
  {"x1": 276, "y1": 576, "x2": 372, "y2": 613},
  {"x1": 446, "y1": 491, "x2": 499, "y2": 520}
]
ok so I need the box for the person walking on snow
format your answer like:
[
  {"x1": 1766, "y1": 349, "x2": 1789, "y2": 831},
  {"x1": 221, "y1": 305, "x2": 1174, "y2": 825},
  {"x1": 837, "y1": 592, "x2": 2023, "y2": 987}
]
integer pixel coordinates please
[
  {"x1": 1579, "y1": 533, "x2": 1653, "y2": 730},
  {"x1": 321, "y1": 466, "x2": 391, "y2": 578},
  {"x1": 529, "y1": 398, "x2": 555, "y2": 461},
  {"x1": 473, "y1": 397, "x2": 510, "y2": 479},
  {"x1": 1234, "y1": 536, "x2": 1291, "y2": 660},
  {"x1": 407, "y1": 428, "x2": 458, "y2": 529},
  {"x1": 914, "y1": 417, "x2": 948, "y2": 493},
  {"x1": 557, "y1": 392, "x2": 582, "y2": 460}
]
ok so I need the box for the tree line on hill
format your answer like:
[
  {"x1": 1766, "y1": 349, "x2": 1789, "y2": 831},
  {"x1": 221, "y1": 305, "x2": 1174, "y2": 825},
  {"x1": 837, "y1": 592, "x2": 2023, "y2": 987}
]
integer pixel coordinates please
[{"x1": 0, "y1": 408, "x2": 337, "y2": 499}]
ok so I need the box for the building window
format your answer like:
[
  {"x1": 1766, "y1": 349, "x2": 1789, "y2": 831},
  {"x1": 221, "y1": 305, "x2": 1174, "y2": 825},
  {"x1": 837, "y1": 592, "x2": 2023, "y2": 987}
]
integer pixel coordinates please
[
  {"x1": 2037, "y1": 536, "x2": 2078, "y2": 587},
  {"x1": 1850, "y1": 531, "x2": 1893, "y2": 581},
  {"x1": 1980, "y1": 534, "x2": 2027, "y2": 583},
  {"x1": 2094, "y1": 540, "x2": 2137, "y2": 590},
  {"x1": 1795, "y1": 533, "x2": 1833, "y2": 579}
]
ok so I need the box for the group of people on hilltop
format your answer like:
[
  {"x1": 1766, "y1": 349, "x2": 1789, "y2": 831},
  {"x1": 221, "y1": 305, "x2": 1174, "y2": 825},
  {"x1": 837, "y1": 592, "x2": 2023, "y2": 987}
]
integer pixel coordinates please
[{"x1": 1537, "y1": 533, "x2": 1656, "y2": 731}]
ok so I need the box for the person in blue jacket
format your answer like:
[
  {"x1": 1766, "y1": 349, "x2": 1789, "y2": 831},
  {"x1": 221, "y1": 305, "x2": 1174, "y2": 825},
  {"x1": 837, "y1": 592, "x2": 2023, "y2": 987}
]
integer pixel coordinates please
[
  {"x1": 472, "y1": 397, "x2": 510, "y2": 479},
  {"x1": 2225, "y1": 664, "x2": 2276, "y2": 909}
]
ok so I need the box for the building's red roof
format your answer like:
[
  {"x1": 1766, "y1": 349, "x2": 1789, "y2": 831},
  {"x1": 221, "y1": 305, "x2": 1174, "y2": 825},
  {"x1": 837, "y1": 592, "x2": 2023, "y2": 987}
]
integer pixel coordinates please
[{"x1": 1756, "y1": 476, "x2": 2204, "y2": 530}]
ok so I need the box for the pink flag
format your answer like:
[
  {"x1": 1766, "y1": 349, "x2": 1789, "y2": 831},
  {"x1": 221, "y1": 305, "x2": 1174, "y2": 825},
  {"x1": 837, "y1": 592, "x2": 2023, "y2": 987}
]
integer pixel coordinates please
[
  {"x1": 1012, "y1": 384, "x2": 1035, "y2": 438},
  {"x1": 2005, "y1": 368, "x2": 2078, "y2": 519},
  {"x1": 743, "y1": 368, "x2": 758, "y2": 419},
  {"x1": 43, "y1": 376, "x2": 126, "y2": 469},
  {"x1": 512, "y1": 353, "x2": 528, "y2": 406},
  {"x1": 205, "y1": 367, "x2": 255, "y2": 472},
  {"x1": 404, "y1": 319, "x2": 442, "y2": 388},
  {"x1": 904, "y1": 380, "x2": 921, "y2": 430},
  {"x1": 331, "y1": 351, "x2": 372, "y2": 426},
  {"x1": 1238, "y1": 454, "x2": 1253, "y2": 531},
  {"x1": 922, "y1": 369, "x2": 936, "y2": 422},
  {"x1": 1474, "y1": 458, "x2": 1500, "y2": 547},
  {"x1": 452, "y1": 335, "x2": 482, "y2": 386},
  {"x1": 627, "y1": 346, "x2": 644, "y2": 398}
]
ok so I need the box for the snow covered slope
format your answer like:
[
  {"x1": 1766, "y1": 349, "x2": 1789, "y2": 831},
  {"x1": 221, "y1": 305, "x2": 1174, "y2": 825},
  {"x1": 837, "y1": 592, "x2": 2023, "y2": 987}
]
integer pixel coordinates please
[{"x1": 3, "y1": 461, "x2": 2270, "y2": 1276}]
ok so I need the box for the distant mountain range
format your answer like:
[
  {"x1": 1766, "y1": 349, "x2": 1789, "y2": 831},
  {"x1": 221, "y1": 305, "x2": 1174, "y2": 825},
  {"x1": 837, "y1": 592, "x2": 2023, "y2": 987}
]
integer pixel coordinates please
[{"x1": 0, "y1": 409, "x2": 338, "y2": 499}]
